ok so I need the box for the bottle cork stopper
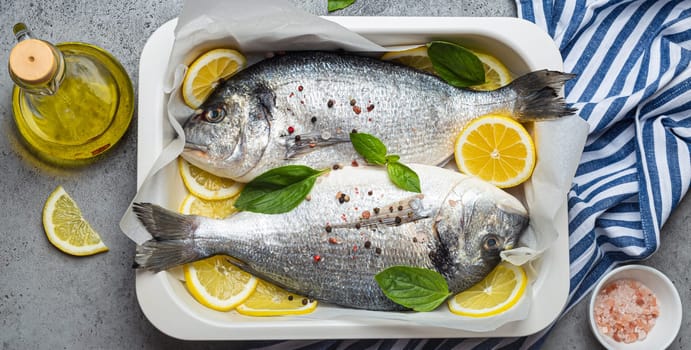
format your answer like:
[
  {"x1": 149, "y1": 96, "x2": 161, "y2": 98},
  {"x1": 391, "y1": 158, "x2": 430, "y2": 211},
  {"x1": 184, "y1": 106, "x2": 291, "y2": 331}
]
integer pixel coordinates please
[{"x1": 9, "y1": 38, "x2": 57, "y2": 84}]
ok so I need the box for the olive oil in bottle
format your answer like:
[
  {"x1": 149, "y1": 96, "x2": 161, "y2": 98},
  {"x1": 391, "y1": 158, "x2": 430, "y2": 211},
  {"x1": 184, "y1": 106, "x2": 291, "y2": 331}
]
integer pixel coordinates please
[{"x1": 8, "y1": 23, "x2": 134, "y2": 165}]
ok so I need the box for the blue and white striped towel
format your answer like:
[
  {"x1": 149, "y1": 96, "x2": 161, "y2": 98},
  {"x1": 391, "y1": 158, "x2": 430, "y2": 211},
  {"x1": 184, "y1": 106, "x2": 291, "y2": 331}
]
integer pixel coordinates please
[
  {"x1": 253, "y1": 1, "x2": 690, "y2": 349},
  {"x1": 520, "y1": 0, "x2": 690, "y2": 314},
  {"x1": 515, "y1": 0, "x2": 691, "y2": 348}
]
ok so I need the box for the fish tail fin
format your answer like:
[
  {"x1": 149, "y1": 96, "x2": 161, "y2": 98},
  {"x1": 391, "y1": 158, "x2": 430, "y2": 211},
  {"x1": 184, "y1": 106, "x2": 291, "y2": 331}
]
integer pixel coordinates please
[
  {"x1": 507, "y1": 69, "x2": 577, "y2": 121},
  {"x1": 132, "y1": 202, "x2": 205, "y2": 272}
]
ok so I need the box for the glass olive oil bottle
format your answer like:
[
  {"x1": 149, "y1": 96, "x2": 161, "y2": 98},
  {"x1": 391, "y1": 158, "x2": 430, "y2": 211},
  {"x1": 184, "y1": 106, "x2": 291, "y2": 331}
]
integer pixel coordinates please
[{"x1": 8, "y1": 23, "x2": 133, "y2": 165}]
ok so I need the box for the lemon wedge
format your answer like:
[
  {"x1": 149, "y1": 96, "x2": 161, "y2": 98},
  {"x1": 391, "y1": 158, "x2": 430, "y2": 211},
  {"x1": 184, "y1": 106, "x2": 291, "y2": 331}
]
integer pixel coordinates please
[
  {"x1": 184, "y1": 255, "x2": 258, "y2": 312},
  {"x1": 178, "y1": 157, "x2": 244, "y2": 200},
  {"x1": 42, "y1": 185, "x2": 108, "y2": 256},
  {"x1": 182, "y1": 48, "x2": 246, "y2": 108},
  {"x1": 380, "y1": 46, "x2": 435, "y2": 74},
  {"x1": 236, "y1": 279, "x2": 318, "y2": 316},
  {"x1": 179, "y1": 193, "x2": 238, "y2": 219},
  {"x1": 454, "y1": 114, "x2": 536, "y2": 188},
  {"x1": 448, "y1": 262, "x2": 527, "y2": 317}
]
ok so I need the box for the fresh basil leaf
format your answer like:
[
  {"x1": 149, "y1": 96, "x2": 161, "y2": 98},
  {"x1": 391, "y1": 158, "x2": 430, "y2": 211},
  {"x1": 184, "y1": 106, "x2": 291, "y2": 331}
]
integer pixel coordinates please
[
  {"x1": 387, "y1": 161, "x2": 421, "y2": 193},
  {"x1": 350, "y1": 132, "x2": 387, "y2": 165},
  {"x1": 235, "y1": 165, "x2": 327, "y2": 214},
  {"x1": 235, "y1": 177, "x2": 318, "y2": 214},
  {"x1": 328, "y1": 0, "x2": 355, "y2": 12},
  {"x1": 245, "y1": 165, "x2": 324, "y2": 188},
  {"x1": 349, "y1": 133, "x2": 421, "y2": 192},
  {"x1": 385, "y1": 154, "x2": 400, "y2": 163},
  {"x1": 427, "y1": 41, "x2": 485, "y2": 87},
  {"x1": 375, "y1": 266, "x2": 451, "y2": 312},
  {"x1": 232, "y1": 186, "x2": 273, "y2": 210}
]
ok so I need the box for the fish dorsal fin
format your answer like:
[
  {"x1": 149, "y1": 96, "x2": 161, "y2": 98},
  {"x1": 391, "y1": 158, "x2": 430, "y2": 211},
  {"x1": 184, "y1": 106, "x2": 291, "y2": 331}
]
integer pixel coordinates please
[
  {"x1": 332, "y1": 194, "x2": 430, "y2": 229},
  {"x1": 283, "y1": 129, "x2": 351, "y2": 159}
]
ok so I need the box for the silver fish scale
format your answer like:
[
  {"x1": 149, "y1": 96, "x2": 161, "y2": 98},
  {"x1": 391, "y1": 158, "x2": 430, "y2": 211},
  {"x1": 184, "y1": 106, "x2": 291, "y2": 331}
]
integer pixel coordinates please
[
  {"x1": 181, "y1": 165, "x2": 526, "y2": 310},
  {"x1": 216, "y1": 52, "x2": 516, "y2": 181}
]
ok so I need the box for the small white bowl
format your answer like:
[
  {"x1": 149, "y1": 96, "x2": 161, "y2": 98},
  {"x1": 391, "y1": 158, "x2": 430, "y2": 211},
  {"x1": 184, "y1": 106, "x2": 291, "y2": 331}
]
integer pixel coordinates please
[{"x1": 589, "y1": 264, "x2": 682, "y2": 350}]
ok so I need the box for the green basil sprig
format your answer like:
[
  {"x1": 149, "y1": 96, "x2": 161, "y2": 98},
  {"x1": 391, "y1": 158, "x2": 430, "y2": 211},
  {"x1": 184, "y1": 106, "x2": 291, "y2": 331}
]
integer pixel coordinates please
[
  {"x1": 328, "y1": 0, "x2": 356, "y2": 12},
  {"x1": 386, "y1": 161, "x2": 421, "y2": 194},
  {"x1": 349, "y1": 132, "x2": 421, "y2": 193},
  {"x1": 234, "y1": 165, "x2": 329, "y2": 214},
  {"x1": 375, "y1": 266, "x2": 451, "y2": 312},
  {"x1": 427, "y1": 41, "x2": 485, "y2": 87}
]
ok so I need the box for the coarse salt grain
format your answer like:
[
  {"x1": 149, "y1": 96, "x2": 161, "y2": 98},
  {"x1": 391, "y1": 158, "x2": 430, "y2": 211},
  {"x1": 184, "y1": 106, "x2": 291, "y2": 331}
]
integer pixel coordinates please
[{"x1": 593, "y1": 279, "x2": 659, "y2": 344}]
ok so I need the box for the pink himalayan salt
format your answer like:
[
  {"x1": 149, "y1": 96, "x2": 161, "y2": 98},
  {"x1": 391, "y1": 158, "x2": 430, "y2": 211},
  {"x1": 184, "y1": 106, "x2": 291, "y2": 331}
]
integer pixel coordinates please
[{"x1": 594, "y1": 279, "x2": 660, "y2": 344}]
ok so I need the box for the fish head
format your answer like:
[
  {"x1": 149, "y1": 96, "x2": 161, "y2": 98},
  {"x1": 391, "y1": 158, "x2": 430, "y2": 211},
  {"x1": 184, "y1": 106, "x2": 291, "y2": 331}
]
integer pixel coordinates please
[
  {"x1": 182, "y1": 84, "x2": 273, "y2": 181},
  {"x1": 434, "y1": 177, "x2": 528, "y2": 292}
]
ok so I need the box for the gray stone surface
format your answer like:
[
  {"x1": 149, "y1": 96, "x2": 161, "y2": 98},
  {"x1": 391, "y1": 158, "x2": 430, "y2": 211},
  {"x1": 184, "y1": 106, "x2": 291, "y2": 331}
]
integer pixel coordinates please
[{"x1": 0, "y1": 0, "x2": 686, "y2": 349}]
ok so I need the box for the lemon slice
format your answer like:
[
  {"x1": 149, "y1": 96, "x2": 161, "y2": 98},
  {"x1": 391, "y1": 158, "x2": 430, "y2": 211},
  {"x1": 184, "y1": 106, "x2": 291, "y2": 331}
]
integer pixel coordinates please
[
  {"x1": 182, "y1": 48, "x2": 246, "y2": 108},
  {"x1": 454, "y1": 114, "x2": 536, "y2": 188},
  {"x1": 448, "y1": 262, "x2": 527, "y2": 317},
  {"x1": 468, "y1": 50, "x2": 512, "y2": 91},
  {"x1": 42, "y1": 185, "x2": 108, "y2": 256},
  {"x1": 184, "y1": 255, "x2": 258, "y2": 311},
  {"x1": 236, "y1": 279, "x2": 318, "y2": 316},
  {"x1": 178, "y1": 157, "x2": 244, "y2": 200},
  {"x1": 179, "y1": 193, "x2": 239, "y2": 219},
  {"x1": 380, "y1": 46, "x2": 435, "y2": 74}
]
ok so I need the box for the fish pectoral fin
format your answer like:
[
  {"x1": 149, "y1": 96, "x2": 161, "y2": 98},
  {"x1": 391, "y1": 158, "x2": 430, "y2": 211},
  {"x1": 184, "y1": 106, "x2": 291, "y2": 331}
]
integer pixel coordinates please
[
  {"x1": 283, "y1": 130, "x2": 352, "y2": 159},
  {"x1": 335, "y1": 194, "x2": 430, "y2": 229},
  {"x1": 223, "y1": 255, "x2": 249, "y2": 268}
]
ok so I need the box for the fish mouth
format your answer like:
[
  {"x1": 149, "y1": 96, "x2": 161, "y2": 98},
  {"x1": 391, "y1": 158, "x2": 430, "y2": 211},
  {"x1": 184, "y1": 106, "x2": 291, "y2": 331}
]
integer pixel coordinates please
[
  {"x1": 501, "y1": 209, "x2": 529, "y2": 251},
  {"x1": 182, "y1": 142, "x2": 211, "y2": 164},
  {"x1": 183, "y1": 142, "x2": 209, "y2": 155}
]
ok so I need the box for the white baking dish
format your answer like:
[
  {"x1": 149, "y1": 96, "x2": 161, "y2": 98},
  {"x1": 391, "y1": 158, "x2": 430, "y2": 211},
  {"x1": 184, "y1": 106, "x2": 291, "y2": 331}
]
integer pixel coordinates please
[{"x1": 135, "y1": 16, "x2": 572, "y2": 340}]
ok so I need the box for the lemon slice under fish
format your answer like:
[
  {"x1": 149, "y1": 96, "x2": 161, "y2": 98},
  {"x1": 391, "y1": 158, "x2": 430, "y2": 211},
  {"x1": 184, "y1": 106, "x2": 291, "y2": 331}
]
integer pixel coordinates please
[
  {"x1": 448, "y1": 262, "x2": 527, "y2": 317},
  {"x1": 42, "y1": 185, "x2": 108, "y2": 256},
  {"x1": 454, "y1": 114, "x2": 536, "y2": 188},
  {"x1": 179, "y1": 193, "x2": 239, "y2": 219},
  {"x1": 236, "y1": 279, "x2": 318, "y2": 316},
  {"x1": 467, "y1": 50, "x2": 512, "y2": 91},
  {"x1": 178, "y1": 180, "x2": 311, "y2": 315},
  {"x1": 380, "y1": 45, "x2": 511, "y2": 90},
  {"x1": 184, "y1": 255, "x2": 258, "y2": 312},
  {"x1": 178, "y1": 157, "x2": 244, "y2": 200},
  {"x1": 182, "y1": 48, "x2": 246, "y2": 108},
  {"x1": 380, "y1": 46, "x2": 435, "y2": 74}
]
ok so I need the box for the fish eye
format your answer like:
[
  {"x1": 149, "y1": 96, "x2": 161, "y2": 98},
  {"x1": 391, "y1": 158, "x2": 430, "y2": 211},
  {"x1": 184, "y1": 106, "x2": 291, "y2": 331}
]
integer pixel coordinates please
[
  {"x1": 203, "y1": 106, "x2": 226, "y2": 123},
  {"x1": 482, "y1": 235, "x2": 502, "y2": 252}
]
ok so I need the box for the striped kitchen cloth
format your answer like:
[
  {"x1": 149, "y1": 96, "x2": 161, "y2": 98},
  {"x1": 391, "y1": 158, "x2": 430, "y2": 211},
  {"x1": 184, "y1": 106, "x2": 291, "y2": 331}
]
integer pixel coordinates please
[
  {"x1": 519, "y1": 0, "x2": 690, "y2": 316},
  {"x1": 507, "y1": 0, "x2": 691, "y2": 348},
  {"x1": 252, "y1": 1, "x2": 690, "y2": 349}
]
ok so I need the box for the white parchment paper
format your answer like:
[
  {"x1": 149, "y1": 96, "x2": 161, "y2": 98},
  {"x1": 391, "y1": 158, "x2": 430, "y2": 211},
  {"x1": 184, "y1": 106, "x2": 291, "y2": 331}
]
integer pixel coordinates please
[{"x1": 120, "y1": 0, "x2": 589, "y2": 332}]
